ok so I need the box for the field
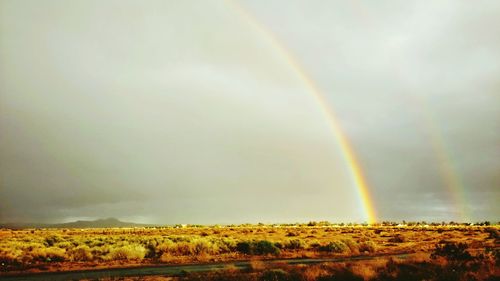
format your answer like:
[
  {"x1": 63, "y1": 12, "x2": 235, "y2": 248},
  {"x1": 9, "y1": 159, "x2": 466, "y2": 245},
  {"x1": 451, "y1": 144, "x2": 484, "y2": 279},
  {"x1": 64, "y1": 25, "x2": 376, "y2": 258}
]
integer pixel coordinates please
[{"x1": 0, "y1": 224, "x2": 499, "y2": 280}]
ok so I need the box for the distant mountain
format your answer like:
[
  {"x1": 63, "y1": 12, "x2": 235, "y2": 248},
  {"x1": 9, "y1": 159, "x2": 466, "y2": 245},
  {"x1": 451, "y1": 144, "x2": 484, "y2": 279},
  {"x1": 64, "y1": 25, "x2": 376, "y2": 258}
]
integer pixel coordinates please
[{"x1": 0, "y1": 218, "x2": 155, "y2": 229}]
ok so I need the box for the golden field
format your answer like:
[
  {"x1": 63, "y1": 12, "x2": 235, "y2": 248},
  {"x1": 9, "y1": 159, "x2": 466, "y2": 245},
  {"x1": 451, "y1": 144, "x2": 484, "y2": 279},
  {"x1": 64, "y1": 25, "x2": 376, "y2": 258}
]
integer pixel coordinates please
[{"x1": 0, "y1": 223, "x2": 498, "y2": 278}]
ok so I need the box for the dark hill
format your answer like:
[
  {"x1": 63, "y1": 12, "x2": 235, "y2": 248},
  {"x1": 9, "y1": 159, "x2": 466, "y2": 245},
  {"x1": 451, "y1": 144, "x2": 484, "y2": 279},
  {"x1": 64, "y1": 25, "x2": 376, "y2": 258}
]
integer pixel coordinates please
[{"x1": 0, "y1": 218, "x2": 155, "y2": 229}]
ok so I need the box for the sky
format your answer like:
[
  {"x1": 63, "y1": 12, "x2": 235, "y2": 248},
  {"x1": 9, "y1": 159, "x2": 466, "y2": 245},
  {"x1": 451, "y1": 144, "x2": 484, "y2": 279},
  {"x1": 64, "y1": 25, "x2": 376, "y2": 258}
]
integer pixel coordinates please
[{"x1": 0, "y1": 0, "x2": 498, "y2": 224}]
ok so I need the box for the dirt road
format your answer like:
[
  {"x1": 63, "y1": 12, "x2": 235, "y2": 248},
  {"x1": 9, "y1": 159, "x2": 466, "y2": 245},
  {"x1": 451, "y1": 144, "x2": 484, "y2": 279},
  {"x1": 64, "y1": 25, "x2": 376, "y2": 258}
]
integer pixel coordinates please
[{"x1": 1, "y1": 252, "x2": 412, "y2": 281}]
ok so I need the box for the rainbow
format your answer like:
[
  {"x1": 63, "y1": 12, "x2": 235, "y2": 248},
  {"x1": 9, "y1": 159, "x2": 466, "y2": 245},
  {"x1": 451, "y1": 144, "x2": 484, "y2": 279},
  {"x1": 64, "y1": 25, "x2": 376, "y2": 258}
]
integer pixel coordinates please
[
  {"x1": 408, "y1": 96, "x2": 470, "y2": 222},
  {"x1": 346, "y1": 1, "x2": 470, "y2": 222},
  {"x1": 227, "y1": 1, "x2": 377, "y2": 224}
]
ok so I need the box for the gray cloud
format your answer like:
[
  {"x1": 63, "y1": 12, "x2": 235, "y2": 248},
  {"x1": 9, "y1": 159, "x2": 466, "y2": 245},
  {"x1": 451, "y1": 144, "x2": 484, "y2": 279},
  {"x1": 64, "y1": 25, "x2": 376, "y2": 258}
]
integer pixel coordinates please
[{"x1": 0, "y1": 0, "x2": 498, "y2": 223}]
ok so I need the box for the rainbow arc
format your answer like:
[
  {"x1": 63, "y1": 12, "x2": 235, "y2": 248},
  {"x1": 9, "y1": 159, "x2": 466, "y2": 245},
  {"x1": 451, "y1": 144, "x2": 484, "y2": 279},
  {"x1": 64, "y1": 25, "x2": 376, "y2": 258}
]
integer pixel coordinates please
[{"x1": 228, "y1": 1, "x2": 377, "y2": 224}]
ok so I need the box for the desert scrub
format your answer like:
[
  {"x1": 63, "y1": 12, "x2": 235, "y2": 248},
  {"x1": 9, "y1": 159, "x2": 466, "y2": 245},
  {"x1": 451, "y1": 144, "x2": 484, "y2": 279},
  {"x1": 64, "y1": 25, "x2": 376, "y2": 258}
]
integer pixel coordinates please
[
  {"x1": 173, "y1": 241, "x2": 196, "y2": 256},
  {"x1": 236, "y1": 240, "x2": 281, "y2": 255},
  {"x1": 214, "y1": 237, "x2": 237, "y2": 253},
  {"x1": 155, "y1": 239, "x2": 176, "y2": 256},
  {"x1": 30, "y1": 247, "x2": 66, "y2": 262},
  {"x1": 0, "y1": 224, "x2": 496, "y2": 271},
  {"x1": 105, "y1": 244, "x2": 146, "y2": 260},
  {"x1": 67, "y1": 245, "x2": 93, "y2": 261},
  {"x1": 358, "y1": 241, "x2": 376, "y2": 253},
  {"x1": 192, "y1": 238, "x2": 219, "y2": 255},
  {"x1": 341, "y1": 238, "x2": 359, "y2": 254},
  {"x1": 319, "y1": 241, "x2": 349, "y2": 253},
  {"x1": 284, "y1": 239, "x2": 306, "y2": 250},
  {"x1": 0, "y1": 247, "x2": 23, "y2": 263},
  {"x1": 431, "y1": 242, "x2": 472, "y2": 261},
  {"x1": 44, "y1": 235, "x2": 64, "y2": 247},
  {"x1": 388, "y1": 233, "x2": 406, "y2": 243}
]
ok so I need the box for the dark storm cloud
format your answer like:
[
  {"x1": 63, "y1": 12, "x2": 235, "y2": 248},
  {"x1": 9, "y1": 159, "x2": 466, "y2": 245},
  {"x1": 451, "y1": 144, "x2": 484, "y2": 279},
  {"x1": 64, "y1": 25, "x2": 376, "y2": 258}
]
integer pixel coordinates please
[{"x1": 0, "y1": 0, "x2": 498, "y2": 223}]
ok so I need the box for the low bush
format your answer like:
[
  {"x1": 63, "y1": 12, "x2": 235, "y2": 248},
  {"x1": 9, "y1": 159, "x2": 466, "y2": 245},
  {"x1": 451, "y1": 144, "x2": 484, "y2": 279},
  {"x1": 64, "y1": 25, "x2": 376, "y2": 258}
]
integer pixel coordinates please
[
  {"x1": 106, "y1": 244, "x2": 146, "y2": 260},
  {"x1": 341, "y1": 239, "x2": 359, "y2": 253},
  {"x1": 30, "y1": 247, "x2": 66, "y2": 262},
  {"x1": 174, "y1": 242, "x2": 195, "y2": 256},
  {"x1": 388, "y1": 234, "x2": 405, "y2": 243},
  {"x1": 284, "y1": 239, "x2": 306, "y2": 250},
  {"x1": 192, "y1": 238, "x2": 219, "y2": 255},
  {"x1": 431, "y1": 242, "x2": 472, "y2": 261},
  {"x1": 68, "y1": 245, "x2": 93, "y2": 261},
  {"x1": 319, "y1": 241, "x2": 348, "y2": 253},
  {"x1": 358, "y1": 241, "x2": 376, "y2": 253},
  {"x1": 44, "y1": 235, "x2": 63, "y2": 247},
  {"x1": 254, "y1": 240, "x2": 280, "y2": 255},
  {"x1": 236, "y1": 240, "x2": 280, "y2": 255},
  {"x1": 261, "y1": 269, "x2": 290, "y2": 281},
  {"x1": 485, "y1": 228, "x2": 499, "y2": 240},
  {"x1": 236, "y1": 241, "x2": 252, "y2": 254}
]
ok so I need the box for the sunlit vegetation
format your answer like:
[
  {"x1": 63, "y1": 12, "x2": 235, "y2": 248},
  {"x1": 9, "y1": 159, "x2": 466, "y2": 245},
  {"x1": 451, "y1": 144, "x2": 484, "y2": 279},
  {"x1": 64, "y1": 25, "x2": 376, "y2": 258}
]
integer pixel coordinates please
[
  {"x1": 174, "y1": 245, "x2": 499, "y2": 281},
  {"x1": 75, "y1": 241, "x2": 499, "y2": 281},
  {"x1": 0, "y1": 223, "x2": 498, "y2": 278}
]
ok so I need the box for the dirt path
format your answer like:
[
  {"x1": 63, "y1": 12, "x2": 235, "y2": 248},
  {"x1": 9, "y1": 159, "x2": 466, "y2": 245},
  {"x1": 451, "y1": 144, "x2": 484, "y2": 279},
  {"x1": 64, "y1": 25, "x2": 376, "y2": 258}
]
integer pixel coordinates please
[{"x1": 0, "y1": 252, "x2": 415, "y2": 281}]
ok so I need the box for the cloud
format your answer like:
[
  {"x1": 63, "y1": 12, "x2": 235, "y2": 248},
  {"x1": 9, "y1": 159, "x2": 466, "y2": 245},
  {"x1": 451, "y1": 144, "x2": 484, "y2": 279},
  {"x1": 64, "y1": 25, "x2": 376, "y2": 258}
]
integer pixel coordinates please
[{"x1": 0, "y1": 0, "x2": 498, "y2": 223}]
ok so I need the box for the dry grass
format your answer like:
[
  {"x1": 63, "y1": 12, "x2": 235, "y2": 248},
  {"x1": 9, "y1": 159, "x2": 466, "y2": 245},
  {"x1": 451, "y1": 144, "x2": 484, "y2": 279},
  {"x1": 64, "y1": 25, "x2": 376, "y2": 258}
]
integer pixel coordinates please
[{"x1": 0, "y1": 224, "x2": 497, "y2": 274}]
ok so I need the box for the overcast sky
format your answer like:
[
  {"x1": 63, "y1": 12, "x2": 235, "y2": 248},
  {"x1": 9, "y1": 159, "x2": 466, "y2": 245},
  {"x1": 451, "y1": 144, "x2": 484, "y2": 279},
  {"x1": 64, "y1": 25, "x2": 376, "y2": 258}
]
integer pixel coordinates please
[{"x1": 0, "y1": 0, "x2": 498, "y2": 224}]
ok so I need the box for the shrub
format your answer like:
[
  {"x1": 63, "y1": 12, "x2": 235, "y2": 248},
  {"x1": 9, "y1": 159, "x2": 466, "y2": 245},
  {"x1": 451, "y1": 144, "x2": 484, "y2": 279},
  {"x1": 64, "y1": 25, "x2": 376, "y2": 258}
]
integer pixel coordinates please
[
  {"x1": 254, "y1": 240, "x2": 280, "y2": 255},
  {"x1": 192, "y1": 238, "x2": 219, "y2": 255},
  {"x1": 159, "y1": 252, "x2": 174, "y2": 263},
  {"x1": 341, "y1": 239, "x2": 359, "y2": 253},
  {"x1": 317, "y1": 270, "x2": 364, "y2": 281},
  {"x1": 54, "y1": 241, "x2": 73, "y2": 249},
  {"x1": 30, "y1": 247, "x2": 66, "y2": 262},
  {"x1": 388, "y1": 234, "x2": 406, "y2": 243},
  {"x1": 358, "y1": 241, "x2": 376, "y2": 253},
  {"x1": 284, "y1": 239, "x2": 306, "y2": 250},
  {"x1": 236, "y1": 240, "x2": 280, "y2": 255},
  {"x1": 174, "y1": 242, "x2": 195, "y2": 256},
  {"x1": 319, "y1": 241, "x2": 348, "y2": 253},
  {"x1": 308, "y1": 241, "x2": 321, "y2": 249},
  {"x1": 68, "y1": 245, "x2": 93, "y2": 261},
  {"x1": 0, "y1": 248, "x2": 23, "y2": 264},
  {"x1": 217, "y1": 238, "x2": 237, "y2": 253},
  {"x1": 485, "y1": 228, "x2": 499, "y2": 240},
  {"x1": 262, "y1": 269, "x2": 289, "y2": 281},
  {"x1": 145, "y1": 243, "x2": 157, "y2": 258},
  {"x1": 107, "y1": 244, "x2": 146, "y2": 260},
  {"x1": 236, "y1": 241, "x2": 252, "y2": 254},
  {"x1": 431, "y1": 242, "x2": 472, "y2": 261},
  {"x1": 156, "y1": 240, "x2": 175, "y2": 255},
  {"x1": 44, "y1": 235, "x2": 63, "y2": 247}
]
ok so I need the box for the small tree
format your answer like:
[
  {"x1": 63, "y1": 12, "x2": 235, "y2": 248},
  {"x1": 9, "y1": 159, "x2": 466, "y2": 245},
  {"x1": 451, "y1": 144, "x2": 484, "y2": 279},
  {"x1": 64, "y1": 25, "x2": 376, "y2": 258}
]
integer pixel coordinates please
[{"x1": 431, "y1": 242, "x2": 472, "y2": 261}]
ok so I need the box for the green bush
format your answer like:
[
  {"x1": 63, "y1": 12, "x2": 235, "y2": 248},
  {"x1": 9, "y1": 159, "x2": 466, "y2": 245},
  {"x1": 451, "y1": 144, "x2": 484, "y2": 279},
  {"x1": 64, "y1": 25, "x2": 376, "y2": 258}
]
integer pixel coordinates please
[
  {"x1": 236, "y1": 240, "x2": 280, "y2": 255},
  {"x1": 284, "y1": 239, "x2": 306, "y2": 250},
  {"x1": 431, "y1": 242, "x2": 472, "y2": 261},
  {"x1": 254, "y1": 240, "x2": 280, "y2": 255},
  {"x1": 319, "y1": 241, "x2": 348, "y2": 253},
  {"x1": 236, "y1": 241, "x2": 252, "y2": 254},
  {"x1": 216, "y1": 238, "x2": 237, "y2": 253}
]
